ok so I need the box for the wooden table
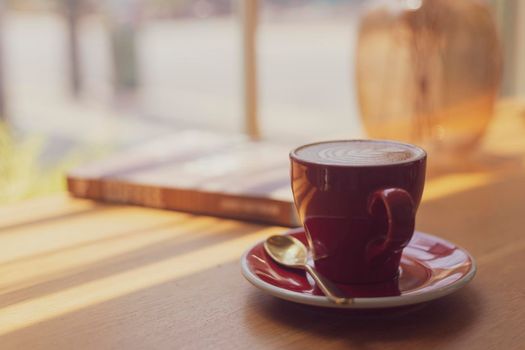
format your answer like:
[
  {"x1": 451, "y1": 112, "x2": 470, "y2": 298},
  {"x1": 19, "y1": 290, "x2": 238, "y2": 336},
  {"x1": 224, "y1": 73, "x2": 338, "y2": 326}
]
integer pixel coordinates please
[{"x1": 1, "y1": 101, "x2": 525, "y2": 349}]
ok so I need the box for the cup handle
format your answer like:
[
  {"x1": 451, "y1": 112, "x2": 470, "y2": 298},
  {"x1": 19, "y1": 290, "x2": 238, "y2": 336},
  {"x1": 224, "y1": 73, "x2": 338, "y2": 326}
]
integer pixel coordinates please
[{"x1": 366, "y1": 188, "x2": 415, "y2": 264}]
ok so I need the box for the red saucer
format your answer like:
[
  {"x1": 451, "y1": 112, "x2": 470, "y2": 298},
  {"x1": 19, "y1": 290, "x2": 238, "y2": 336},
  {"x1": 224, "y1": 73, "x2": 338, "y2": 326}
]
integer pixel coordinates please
[{"x1": 241, "y1": 228, "x2": 476, "y2": 309}]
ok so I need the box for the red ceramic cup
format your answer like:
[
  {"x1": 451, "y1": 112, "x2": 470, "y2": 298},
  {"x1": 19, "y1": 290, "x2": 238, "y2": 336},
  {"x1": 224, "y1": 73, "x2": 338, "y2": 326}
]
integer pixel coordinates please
[{"x1": 290, "y1": 140, "x2": 426, "y2": 284}]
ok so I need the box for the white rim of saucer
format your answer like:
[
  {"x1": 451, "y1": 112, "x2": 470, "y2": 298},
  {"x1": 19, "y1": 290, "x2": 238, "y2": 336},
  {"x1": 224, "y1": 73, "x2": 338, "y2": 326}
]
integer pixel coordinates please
[{"x1": 240, "y1": 231, "x2": 477, "y2": 309}]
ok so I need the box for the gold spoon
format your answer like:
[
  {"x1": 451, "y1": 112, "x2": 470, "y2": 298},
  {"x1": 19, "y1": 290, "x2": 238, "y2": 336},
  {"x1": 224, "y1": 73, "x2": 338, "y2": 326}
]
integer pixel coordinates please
[{"x1": 264, "y1": 235, "x2": 352, "y2": 305}]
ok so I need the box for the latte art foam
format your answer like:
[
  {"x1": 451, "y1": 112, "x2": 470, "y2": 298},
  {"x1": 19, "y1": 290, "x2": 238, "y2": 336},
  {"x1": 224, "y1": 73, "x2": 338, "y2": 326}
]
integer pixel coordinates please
[{"x1": 294, "y1": 140, "x2": 424, "y2": 166}]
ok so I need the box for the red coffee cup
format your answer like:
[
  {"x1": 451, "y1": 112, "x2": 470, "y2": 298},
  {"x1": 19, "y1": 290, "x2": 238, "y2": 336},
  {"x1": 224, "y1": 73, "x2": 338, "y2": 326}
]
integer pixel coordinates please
[{"x1": 290, "y1": 140, "x2": 426, "y2": 284}]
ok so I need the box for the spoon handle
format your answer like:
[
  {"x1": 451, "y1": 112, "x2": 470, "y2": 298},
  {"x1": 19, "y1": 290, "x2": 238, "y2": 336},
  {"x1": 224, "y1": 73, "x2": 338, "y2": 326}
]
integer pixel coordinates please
[{"x1": 304, "y1": 265, "x2": 352, "y2": 305}]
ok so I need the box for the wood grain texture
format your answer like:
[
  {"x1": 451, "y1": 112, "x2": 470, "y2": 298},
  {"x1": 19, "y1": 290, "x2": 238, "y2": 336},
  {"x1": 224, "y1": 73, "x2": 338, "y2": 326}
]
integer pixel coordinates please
[
  {"x1": 1, "y1": 176, "x2": 524, "y2": 350},
  {"x1": 0, "y1": 102, "x2": 524, "y2": 349}
]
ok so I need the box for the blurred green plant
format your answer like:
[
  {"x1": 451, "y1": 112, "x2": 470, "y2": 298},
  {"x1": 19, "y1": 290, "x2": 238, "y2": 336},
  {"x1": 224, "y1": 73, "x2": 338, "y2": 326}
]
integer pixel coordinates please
[{"x1": 0, "y1": 123, "x2": 106, "y2": 204}]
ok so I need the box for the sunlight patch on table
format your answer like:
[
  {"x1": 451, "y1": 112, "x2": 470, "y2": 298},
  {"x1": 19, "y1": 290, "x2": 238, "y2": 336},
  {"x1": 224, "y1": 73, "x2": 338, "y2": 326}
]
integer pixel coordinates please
[
  {"x1": 0, "y1": 226, "x2": 283, "y2": 336},
  {"x1": 0, "y1": 216, "x2": 234, "y2": 293},
  {"x1": 0, "y1": 207, "x2": 189, "y2": 264},
  {"x1": 423, "y1": 172, "x2": 495, "y2": 202}
]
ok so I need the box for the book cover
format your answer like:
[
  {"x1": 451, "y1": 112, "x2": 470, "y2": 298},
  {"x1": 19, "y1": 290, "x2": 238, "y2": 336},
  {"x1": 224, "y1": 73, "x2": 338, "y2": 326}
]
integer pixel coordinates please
[{"x1": 67, "y1": 130, "x2": 299, "y2": 226}]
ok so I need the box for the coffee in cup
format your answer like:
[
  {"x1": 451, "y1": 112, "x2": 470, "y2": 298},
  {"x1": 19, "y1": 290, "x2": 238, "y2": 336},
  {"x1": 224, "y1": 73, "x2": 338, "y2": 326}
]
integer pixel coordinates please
[{"x1": 290, "y1": 140, "x2": 426, "y2": 284}]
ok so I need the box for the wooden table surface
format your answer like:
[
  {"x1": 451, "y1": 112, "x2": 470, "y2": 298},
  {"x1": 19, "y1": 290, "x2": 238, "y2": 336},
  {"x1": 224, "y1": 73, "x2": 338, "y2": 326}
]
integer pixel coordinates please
[{"x1": 1, "y1": 101, "x2": 525, "y2": 349}]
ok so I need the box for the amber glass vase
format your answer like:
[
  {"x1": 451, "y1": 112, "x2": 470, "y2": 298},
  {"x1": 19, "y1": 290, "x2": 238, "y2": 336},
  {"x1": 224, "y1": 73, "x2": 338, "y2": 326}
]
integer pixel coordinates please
[{"x1": 356, "y1": 0, "x2": 502, "y2": 154}]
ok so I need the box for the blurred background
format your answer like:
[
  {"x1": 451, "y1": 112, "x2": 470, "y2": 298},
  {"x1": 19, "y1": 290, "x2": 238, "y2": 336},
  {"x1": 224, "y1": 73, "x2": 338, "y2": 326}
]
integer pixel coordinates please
[{"x1": 0, "y1": 0, "x2": 523, "y2": 204}]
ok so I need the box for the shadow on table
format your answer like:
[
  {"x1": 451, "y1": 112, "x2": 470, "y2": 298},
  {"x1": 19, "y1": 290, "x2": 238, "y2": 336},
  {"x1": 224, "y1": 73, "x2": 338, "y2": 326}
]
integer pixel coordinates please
[
  {"x1": 245, "y1": 285, "x2": 481, "y2": 347},
  {"x1": 418, "y1": 173, "x2": 525, "y2": 257}
]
